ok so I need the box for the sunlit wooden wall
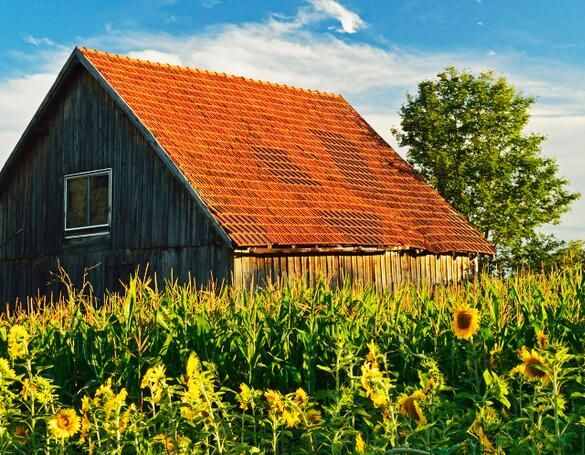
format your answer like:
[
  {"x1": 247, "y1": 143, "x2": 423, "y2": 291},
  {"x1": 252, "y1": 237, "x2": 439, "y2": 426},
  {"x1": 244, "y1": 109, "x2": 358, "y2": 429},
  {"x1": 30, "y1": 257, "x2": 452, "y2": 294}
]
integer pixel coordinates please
[{"x1": 232, "y1": 250, "x2": 477, "y2": 291}]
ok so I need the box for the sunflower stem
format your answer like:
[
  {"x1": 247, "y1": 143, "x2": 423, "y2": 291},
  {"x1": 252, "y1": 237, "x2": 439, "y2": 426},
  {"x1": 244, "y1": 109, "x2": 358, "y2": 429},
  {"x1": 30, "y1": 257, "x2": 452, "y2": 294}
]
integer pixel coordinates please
[{"x1": 552, "y1": 366, "x2": 562, "y2": 455}]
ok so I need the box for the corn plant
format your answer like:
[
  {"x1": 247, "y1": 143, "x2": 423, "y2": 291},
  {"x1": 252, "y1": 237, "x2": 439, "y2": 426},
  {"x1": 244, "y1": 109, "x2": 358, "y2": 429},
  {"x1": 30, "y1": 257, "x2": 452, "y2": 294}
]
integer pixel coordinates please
[{"x1": 0, "y1": 266, "x2": 583, "y2": 453}]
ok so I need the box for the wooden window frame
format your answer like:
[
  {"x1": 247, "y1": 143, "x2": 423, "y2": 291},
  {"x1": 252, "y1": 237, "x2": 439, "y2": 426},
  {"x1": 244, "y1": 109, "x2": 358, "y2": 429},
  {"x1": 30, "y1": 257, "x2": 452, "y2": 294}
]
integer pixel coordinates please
[{"x1": 64, "y1": 168, "x2": 112, "y2": 239}]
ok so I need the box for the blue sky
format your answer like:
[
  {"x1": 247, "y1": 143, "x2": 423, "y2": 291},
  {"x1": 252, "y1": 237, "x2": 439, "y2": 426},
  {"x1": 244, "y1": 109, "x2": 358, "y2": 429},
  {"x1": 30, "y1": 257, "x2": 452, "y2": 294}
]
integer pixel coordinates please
[{"x1": 1, "y1": 0, "x2": 583, "y2": 239}]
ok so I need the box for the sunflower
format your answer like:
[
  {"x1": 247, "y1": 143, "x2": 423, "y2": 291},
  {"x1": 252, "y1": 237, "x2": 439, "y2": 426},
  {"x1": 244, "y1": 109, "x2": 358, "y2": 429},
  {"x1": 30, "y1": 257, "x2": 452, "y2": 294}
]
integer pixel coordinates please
[
  {"x1": 360, "y1": 359, "x2": 392, "y2": 409},
  {"x1": 95, "y1": 378, "x2": 113, "y2": 396},
  {"x1": 514, "y1": 347, "x2": 548, "y2": 381},
  {"x1": 8, "y1": 325, "x2": 30, "y2": 359},
  {"x1": 93, "y1": 379, "x2": 114, "y2": 408},
  {"x1": 360, "y1": 361, "x2": 385, "y2": 397},
  {"x1": 81, "y1": 395, "x2": 91, "y2": 413},
  {"x1": 0, "y1": 357, "x2": 16, "y2": 381},
  {"x1": 103, "y1": 388, "x2": 127, "y2": 417},
  {"x1": 468, "y1": 417, "x2": 495, "y2": 453},
  {"x1": 294, "y1": 388, "x2": 309, "y2": 407},
  {"x1": 264, "y1": 390, "x2": 285, "y2": 415},
  {"x1": 79, "y1": 414, "x2": 91, "y2": 443},
  {"x1": 180, "y1": 406, "x2": 197, "y2": 421},
  {"x1": 119, "y1": 405, "x2": 135, "y2": 433},
  {"x1": 21, "y1": 376, "x2": 54, "y2": 406},
  {"x1": 140, "y1": 365, "x2": 167, "y2": 403},
  {"x1": 48, "y1": 408, "x2": 80, "y2": 439},
  {"x1": 184, "y1": 378, "x2": 204, "y2": 404},
  {"x1": 419, "y1": 357, "x2": 445, "y2": 394},
  {"x1": 370, "y1": 391, "x2": 389, "y2": 408},
  {"x1": 283, "y1": 409, "x2": 301, "y2": 428},
  {"x1": 536, "y1": 330, "x2": 548, "y2": 349},
  {"x1": 366, "y1": 342, "x2": 381, "y2": 366},
  {"x1": 398, "y1": 390, "x2": 427, "y2": 426},
  {"x1": 186, "y1": 352, "x2": 201, "y2": 379},
  {"x1": 153, "y1": 434, "x2": 175, "y2": 454},
  {"x1": 306, "y1": 409, "x2": 322, "y2": 425},
  {"x1": 451, "y1": 305, "x2": 480, "y2": 340},
  {"x1": 238, "y1": 383, "x2": 254, "y2": 411}
]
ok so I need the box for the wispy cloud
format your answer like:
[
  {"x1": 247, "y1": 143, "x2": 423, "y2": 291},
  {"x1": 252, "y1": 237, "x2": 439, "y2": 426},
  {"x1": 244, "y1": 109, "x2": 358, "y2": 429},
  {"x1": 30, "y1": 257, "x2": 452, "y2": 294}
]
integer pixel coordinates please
[
  {"x1": 309, "y1": 0, "x2": 365, "y2": 33},
  {"x1": 126, "y1": 49, "x2": 182, "y2": 65},
  {"x1": 24, "y1": 35, "x2": 56, "y2": 47},
  {"x1": 1, "y1": 1, "x2": 583, "y2": 239}
]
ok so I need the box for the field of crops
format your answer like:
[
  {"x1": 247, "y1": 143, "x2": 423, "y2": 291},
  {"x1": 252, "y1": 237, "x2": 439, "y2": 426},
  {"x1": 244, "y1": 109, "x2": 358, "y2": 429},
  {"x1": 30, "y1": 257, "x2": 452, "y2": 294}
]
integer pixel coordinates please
[{"x1": 0, "y1": 267, "x2": 584, "y2": 454}]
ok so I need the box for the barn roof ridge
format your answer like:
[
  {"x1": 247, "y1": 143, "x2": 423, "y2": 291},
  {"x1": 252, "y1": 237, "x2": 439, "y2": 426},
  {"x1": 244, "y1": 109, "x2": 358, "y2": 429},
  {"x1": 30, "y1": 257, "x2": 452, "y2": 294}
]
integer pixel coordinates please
[{"x1": 77, "y1": 47, "x2": 344, "y2": 100}]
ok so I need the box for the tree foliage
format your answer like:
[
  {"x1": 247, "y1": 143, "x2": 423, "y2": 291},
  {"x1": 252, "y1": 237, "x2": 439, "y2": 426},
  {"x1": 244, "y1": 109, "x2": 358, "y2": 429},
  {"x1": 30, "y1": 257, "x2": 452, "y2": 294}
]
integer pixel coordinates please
[
  {"x1": 551, "y1": 240, "x2": 585, "y2": 268},
  {"x1": 393, "y1": 67, "x2": 579, "y2": 271}
]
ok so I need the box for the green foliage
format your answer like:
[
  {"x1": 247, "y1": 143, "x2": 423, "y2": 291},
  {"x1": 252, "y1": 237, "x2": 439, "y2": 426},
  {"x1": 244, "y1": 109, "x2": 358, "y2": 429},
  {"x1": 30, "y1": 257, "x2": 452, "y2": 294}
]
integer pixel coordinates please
[
  {"x1": 392, "y1": 67, "x2": 580, "y2": 271},
  {"x1": 0, "y1": 267, "x2": 584, "y2": 453},
  {"x1": 509, "y1": 239, "x2": 585, "y2": 274},
  {"x1": 500, "y1": 232, "x2": 565, "y2": 272},
  {"x1": 552, "y1": 241, "x2": 585, "y2": 268}
]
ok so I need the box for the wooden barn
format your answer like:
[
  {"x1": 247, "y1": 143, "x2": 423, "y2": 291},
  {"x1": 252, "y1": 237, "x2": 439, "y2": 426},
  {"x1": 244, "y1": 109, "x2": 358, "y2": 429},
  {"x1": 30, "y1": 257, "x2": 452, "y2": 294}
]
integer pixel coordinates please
[{"x1": 0, "y1": 48, "x2": 494, "y2": 304}]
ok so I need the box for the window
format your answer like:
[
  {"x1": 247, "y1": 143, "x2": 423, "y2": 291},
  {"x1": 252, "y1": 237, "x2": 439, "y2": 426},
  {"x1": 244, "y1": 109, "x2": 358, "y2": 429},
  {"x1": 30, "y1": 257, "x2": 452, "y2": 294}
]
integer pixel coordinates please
[{"x1": 64, "y1": 169, "x2": 112, "y2": 237}]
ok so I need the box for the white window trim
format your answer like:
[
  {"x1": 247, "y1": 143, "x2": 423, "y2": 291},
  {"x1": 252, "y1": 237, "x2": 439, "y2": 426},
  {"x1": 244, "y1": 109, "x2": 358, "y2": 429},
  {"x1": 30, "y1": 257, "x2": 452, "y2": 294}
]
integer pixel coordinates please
[
  {"x1": 65, "y1": 231, "x2": 111, "y2": 240},
  {"x1": 64, "y1": 168, "x2": 112, "y2": 238}
]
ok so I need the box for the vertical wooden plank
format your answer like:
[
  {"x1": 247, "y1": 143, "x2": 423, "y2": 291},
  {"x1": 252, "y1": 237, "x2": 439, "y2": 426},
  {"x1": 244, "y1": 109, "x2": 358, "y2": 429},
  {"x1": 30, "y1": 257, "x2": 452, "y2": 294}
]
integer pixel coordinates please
[
  {"x1": 342, "y1": 255, "x2": 350, "y2": 284},
  {"x1": 378, "y1": 254, "x2": 385, "y2": 293},
  {"x1": 358, "y1": 256, "x2": 365, "y2": 287},
  {"x1": 321, "y1": 255, "x2": 327, "y2": 284},
  {"x1": 379, "y1": 252, "x2": 387, "y2": 291},
  {"x1": 391, "y1": 252, "x2": 397, "y2": 287},
  {"x1": 374, "y1": 254, "x2": 381, "y2": 292}
]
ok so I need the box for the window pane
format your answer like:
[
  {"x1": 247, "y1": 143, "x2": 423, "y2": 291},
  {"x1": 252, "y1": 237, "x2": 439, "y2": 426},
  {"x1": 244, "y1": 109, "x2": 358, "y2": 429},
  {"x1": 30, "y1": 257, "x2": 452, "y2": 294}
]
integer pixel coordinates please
[
  {"x1": 90, "y1": 174, "x2": 109, "y2": 226},
  {"x1": 67, "y1": 177, "x2": 88, "y2": 228}
]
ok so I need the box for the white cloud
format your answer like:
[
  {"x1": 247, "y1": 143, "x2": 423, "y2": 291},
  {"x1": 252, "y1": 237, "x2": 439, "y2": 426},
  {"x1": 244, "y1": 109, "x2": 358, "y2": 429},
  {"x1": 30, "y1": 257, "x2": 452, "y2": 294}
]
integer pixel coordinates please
[
  {"x1": 528, "y1": 114, "x2": 585, "y2": 240},
  {"x1": 93, "y1": 25, "x2": 492, "y2": 95},
  {"x1": 0, "y1": 46, "x2": 70, "y2": 164},
  {"x1": 0, "y1": 3, "x2": 583, "y2": 240},
  {"x1": 24, "y1": 35, "x2": 56, "y2": 47},
  {"x1": 0, "y1": 74, "x2": 56, "y2": 164},
  {"x1": 127, "y1": 49, "x2": 182, "y2": 65},
  {"x1": 309, "y1": 0, "x2": 365, "y2": 33}
]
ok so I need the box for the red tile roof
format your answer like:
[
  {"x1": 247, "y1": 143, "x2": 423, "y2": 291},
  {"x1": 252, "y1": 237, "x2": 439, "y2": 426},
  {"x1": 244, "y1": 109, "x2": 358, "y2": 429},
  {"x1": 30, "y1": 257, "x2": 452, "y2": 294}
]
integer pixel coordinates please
[{"x1": 80, "y1": 48, "x2": 494, "y2": 255}]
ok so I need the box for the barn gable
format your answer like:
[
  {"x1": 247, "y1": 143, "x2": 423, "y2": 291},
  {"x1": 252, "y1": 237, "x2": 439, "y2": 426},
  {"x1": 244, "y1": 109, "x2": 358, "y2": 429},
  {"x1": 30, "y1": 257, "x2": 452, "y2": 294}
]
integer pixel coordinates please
[
  {"x1": 0, "y1": 48, "x2": 231, "y2": 249},
  {"x1": 0, "y1": 52, "x2": 232, "y2": 303}
]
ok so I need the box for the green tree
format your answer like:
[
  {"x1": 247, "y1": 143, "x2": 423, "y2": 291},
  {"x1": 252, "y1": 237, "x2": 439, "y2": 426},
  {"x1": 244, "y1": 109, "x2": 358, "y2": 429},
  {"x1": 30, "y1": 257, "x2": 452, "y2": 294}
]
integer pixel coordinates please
[
  {"x1": 392, "y1": 67, "x2": 579, "y2": 271},
  {"x1": 551, "y1": 240, "x2": 585, "y2": 268}
]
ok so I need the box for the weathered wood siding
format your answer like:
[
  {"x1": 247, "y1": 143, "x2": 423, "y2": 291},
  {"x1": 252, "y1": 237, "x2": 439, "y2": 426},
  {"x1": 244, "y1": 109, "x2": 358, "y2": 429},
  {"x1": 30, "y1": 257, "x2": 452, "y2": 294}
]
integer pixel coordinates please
[
  {"x1": 233, "y1": 251, "x2": 476, "y2": 291},
  {"x1": 0, "y1": 65, "x2": 230, "y2": 304}
]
